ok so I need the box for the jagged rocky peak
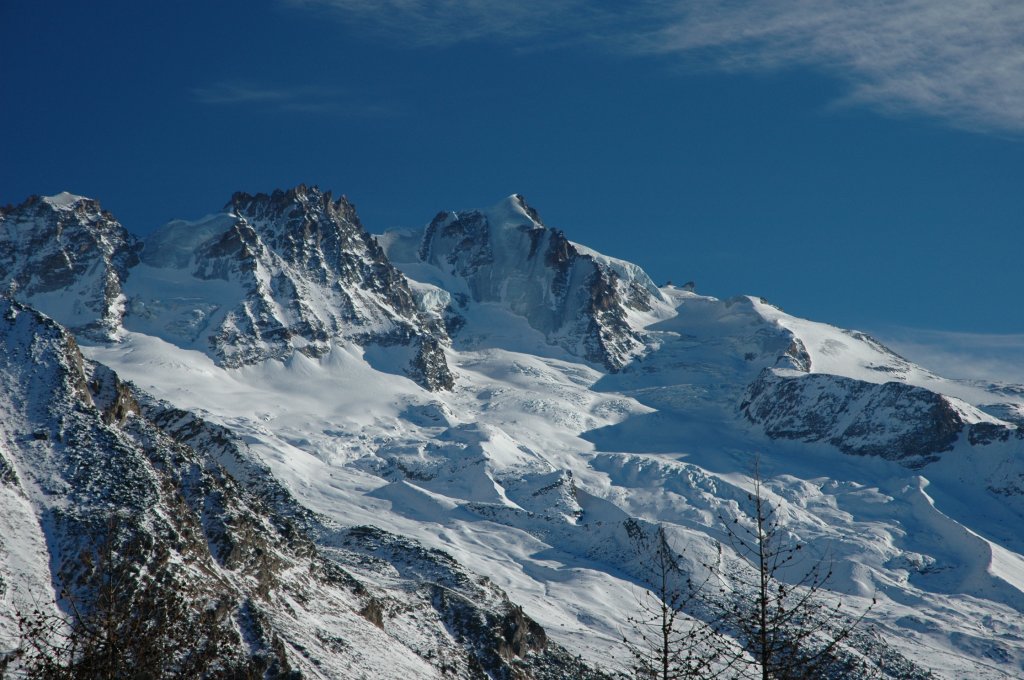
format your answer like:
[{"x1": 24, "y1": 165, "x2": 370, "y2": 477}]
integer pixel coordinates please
[
  {"x1": 0, "y1": 192, "x2": 140, "y2": 339},
  {"x1": 129, "y1": 184, "x2": 454, "y2": 390},
  {"x1": 412, "y1": 193, "x2": 670, "y2": 371},
  {"x1": 220, "y1": 183, "x2": 419, "y2": 319},
  {"x1": 227, "y1": 185, "x2": 392, "y2": 273}
]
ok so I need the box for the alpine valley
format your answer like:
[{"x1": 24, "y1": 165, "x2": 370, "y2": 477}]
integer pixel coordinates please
[{"x1": 1, "y1": 186, "x2": 1022, "y2": 678}]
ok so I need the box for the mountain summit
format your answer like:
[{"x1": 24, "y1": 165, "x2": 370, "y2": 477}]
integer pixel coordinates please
[
  {"x1": 132, "y1": 185, "x2": 453, "y2": 389},
  {"x1": 0, "y1": 193, "x2": 141, "y2": 340},
  {"x1": 384, "y1": 193, "x2": 671, "y2": 371}
]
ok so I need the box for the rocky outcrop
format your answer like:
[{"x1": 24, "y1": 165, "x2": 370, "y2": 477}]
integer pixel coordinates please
[
  {"x1": 130, "y1": 184, "x2": 454, "y2": 389},
  {"x1": 740, "y1": 368, "x2": 1012, "y2": 466},
  {"x1": 414, "y1": 194, "x2": 666, "y2": 371},
  {"x1": 0, "y1": 193, "x2": 141, "y2": 339},
  {"x1": 0, "y1": 187, "x2": 454, "y2": 391}
]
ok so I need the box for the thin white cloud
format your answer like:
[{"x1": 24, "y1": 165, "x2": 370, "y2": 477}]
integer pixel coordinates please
[
  {"x1": 284, "y1": 0, "x2": 602, "y2": 46},
  {"x1": 193, "y1": 81, "x2": 393, "y2": 116},
  {"x1": 641, "y1": 1, "x2": 1024, "y2": 134},
  {"x1": 873, "y1": 327, "x2": 1024, "y2": 385},
  {"x1": 288, "y1": 0, "x2": 1024, "y2": 134}
]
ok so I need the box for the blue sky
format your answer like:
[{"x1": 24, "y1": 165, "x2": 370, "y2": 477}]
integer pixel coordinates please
[{"x1": 2, "y1": 1, "x2": 1023, "y2": 362}]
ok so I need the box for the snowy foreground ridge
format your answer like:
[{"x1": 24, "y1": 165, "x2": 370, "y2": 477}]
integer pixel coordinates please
[{"x1": 1, "y1": 186, "x2": 1023, "y2": 678}]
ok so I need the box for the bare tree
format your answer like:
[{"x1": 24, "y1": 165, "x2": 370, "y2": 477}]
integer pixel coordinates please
[
  {"x1": 623, "y1": 465, "x2": 904, "y2": 680},
  {"x1": 712, "y1": 468, "x2": 880, "y2": 680},
  {"x1": 623, "y1": 523, "x2": 733, "y2": 680}
]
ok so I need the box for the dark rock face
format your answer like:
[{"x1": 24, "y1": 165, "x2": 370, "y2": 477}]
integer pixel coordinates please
[
  {"x1": 417, "y1": 195, "x2": 658, "y2": 371},
  {"x1": 780, "y1": 338, "x2": 812, "y2": 372},
  {"x1": 420, "y1": 209, "x2": 494, "y2": 275},
  {"x1": 0, "y1": 194, "x2": 141, "y2": 339},
  {"x1": 739, "y1": 369, "x2": 996, "y2": 466},
  {"x1": 227, "y1": 186, "x2": 419, "y2": 318},
  {"x1": 967, "y1": 421, "x2": 1020, "y2": 446},
  {"x1": 133, "y1": 184, "x2": 454, "y2": 390},
  {"x1": 582, "y1": 265, "x2": 640, "y2": 369},
  {"x1": 409, "y1": 334, "x2": 456, "y2": 391},
  {"x1": 88, "y1": 362, "x2": 140, "y2": 426}
]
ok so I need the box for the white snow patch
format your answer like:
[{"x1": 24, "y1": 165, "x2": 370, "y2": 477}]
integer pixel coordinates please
[{"x1": 41, "y1": 191, "x2": 86, "y2": 209}]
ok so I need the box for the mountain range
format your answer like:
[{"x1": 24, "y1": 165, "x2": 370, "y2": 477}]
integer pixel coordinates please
[{"x1": 1, "y1": 187, "x2": 1022, "y2": 678}]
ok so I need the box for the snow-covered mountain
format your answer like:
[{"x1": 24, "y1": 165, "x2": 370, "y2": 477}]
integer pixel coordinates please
[
  {"x1": 0, "y1": 193, "x2": 140, "y2": 340},
  {"x1": 2, "y1": 187, "x2": 1023, "y2": 678},
  {"x1": 378, "y1": 195, "x2": 672, "y2": 371},
  {"x1": 0, "y1": 296, "x2": 607, "y2": 679}
]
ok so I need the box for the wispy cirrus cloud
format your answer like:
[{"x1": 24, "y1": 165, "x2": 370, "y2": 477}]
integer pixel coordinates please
[
  {"x1": 874, "y1": 327, "x2": 1024, "y2": 385},
  {"x1": 284, "y1": 0, "x2": 605, "y2": 46},
  {"x1": 639, "y1": 1, "x2": 1024, "y2": 135},
  {"x1": 287, "y1": 0, "x2": 1024, "y2": 134},
  {"x1": 193, "y1": 81, "x2": 394, "y2": 115}
]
